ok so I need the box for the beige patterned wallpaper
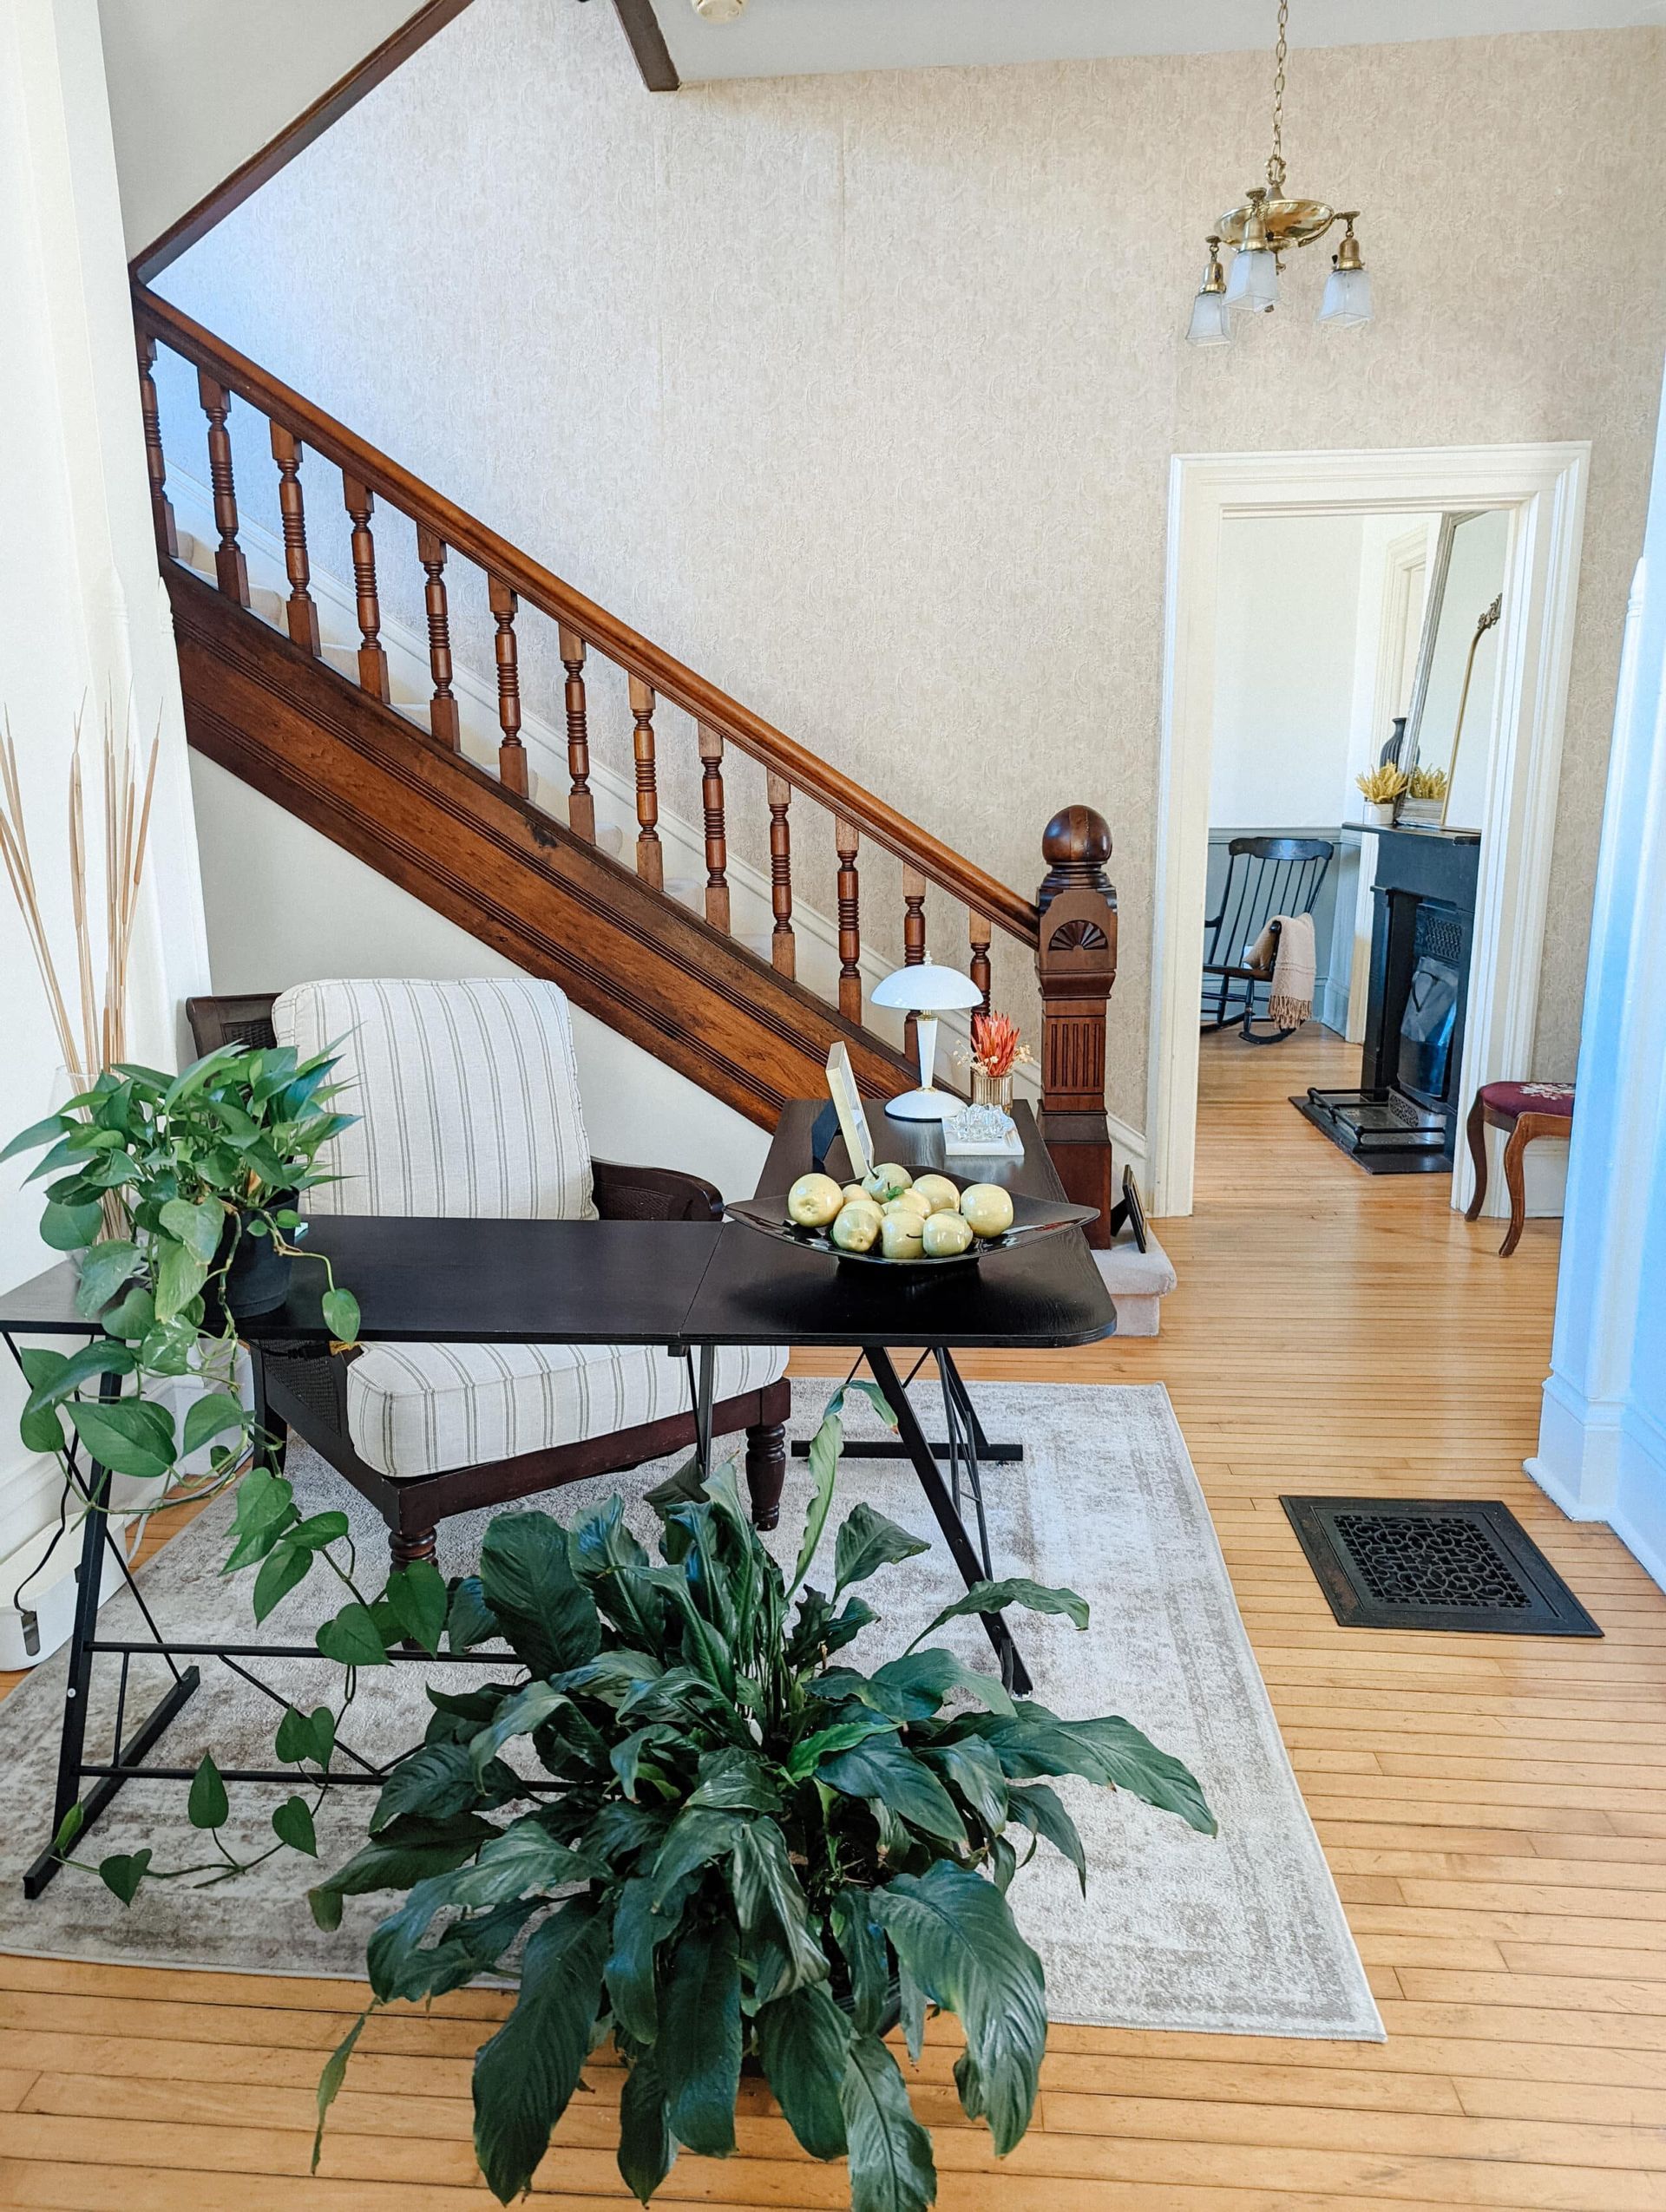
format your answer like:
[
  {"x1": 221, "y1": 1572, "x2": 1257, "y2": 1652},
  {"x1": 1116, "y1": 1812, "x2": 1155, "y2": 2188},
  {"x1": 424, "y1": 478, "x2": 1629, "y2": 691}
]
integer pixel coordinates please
[{"x1": 159, "y1": 4, "x2": 1666, "y2": 1132}]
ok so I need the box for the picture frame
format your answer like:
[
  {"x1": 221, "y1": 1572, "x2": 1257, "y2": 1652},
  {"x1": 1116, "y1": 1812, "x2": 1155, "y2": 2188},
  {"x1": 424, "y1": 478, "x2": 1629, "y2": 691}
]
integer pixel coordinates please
[{"x1": 821, "y1": 1041, "x2": 876, "y2": 1181}]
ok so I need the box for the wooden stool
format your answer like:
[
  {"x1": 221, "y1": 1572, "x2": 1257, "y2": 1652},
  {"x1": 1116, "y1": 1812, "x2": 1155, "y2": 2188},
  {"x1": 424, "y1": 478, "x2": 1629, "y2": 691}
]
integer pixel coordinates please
[{"x1": 1464, "y1": 1081, "x2": 1575, "y2": 1257}]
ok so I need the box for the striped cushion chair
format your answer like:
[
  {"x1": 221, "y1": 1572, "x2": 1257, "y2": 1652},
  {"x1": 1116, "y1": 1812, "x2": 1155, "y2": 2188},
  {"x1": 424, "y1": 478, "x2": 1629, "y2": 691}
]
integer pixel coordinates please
[{"x1": 189, "y1": 978, "x2": 790, "y2": 1574}]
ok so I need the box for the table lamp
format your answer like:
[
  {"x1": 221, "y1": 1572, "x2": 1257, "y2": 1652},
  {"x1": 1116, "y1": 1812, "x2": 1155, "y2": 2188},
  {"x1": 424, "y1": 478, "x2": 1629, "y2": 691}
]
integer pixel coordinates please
[{"x1": 869, "y1": 956, "x2": 984, "y2": 1120}]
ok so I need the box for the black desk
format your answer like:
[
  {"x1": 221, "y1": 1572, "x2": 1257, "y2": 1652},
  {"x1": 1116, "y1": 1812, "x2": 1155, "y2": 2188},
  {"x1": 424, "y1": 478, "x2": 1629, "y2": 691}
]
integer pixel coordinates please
[{"x1": 1, "y1": 1103, "x2": 1112, "y2": 1895}]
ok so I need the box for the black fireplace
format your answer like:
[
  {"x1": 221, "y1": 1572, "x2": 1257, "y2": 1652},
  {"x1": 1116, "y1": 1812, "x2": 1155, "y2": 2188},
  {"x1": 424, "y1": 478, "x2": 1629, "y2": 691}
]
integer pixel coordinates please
[{"x1": 1295, "y1": 826, "x2": 1480, "y2": 1174}]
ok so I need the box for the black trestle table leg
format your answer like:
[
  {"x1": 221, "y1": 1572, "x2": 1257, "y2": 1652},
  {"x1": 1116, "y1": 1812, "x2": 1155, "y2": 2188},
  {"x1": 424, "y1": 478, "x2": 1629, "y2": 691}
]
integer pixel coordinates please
[{"x1": 864, "y1": 1345, "x2": 1031, "y2": 1697}]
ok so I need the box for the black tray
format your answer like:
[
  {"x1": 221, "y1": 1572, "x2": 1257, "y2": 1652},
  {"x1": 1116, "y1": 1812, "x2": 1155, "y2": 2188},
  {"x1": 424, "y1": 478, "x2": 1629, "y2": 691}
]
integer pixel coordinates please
[{"x1": 725, "y1": 1193, "x2": 1098, "y2": 1271}]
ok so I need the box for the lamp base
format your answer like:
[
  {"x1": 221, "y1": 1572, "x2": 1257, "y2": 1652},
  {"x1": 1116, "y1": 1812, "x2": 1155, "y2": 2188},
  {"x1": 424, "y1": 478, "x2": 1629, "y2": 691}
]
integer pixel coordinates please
[{"x1": 884, "y1": 1087, "x2": 955, "y2": 1122}]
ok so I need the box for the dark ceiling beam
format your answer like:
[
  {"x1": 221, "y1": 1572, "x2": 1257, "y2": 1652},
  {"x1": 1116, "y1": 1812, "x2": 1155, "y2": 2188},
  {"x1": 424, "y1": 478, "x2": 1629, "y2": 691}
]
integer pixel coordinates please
[
  {"x1": 611, "y1": 0, "x2": 680, "y2": 90},
  {"x1": 129, "y1": 0, "x2": 476, "y2": 283}
]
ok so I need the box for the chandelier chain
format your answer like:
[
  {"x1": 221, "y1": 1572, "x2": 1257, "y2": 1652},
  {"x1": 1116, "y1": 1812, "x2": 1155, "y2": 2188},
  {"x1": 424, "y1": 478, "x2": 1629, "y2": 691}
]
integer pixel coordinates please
[{"x1": 1269, "y1": 0, "x2": 1289, "y2": 194}]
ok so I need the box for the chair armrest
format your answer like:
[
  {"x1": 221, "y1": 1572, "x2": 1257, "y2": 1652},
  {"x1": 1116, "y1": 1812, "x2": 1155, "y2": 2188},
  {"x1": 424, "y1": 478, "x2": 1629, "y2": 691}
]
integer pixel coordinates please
[{"x1": 590, "y1": 1158, "x2": 724, "y2": 1223}]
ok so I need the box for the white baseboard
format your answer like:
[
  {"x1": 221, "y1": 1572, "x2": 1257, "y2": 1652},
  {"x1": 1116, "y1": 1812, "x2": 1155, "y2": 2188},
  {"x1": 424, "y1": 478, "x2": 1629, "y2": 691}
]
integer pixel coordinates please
[{"x1": 1525, "y1": 1378, "x2": 1666, "y2": 1595}]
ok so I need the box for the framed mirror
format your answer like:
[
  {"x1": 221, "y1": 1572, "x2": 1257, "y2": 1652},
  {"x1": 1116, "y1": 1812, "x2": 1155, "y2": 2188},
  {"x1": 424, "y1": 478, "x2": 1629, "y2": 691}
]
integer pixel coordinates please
[{"x1": 1402, "y1": 509, "x2": 1507, "y2": 831}]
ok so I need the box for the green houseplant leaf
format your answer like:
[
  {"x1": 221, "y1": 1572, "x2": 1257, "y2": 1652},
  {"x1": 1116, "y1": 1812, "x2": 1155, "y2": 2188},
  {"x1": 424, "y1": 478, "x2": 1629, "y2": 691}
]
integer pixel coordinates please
[
  {"x1": 479, "y1": 1510, "x2": 600, "y2": 1676},
  {"x1": 472, "y1": 1894, "x2": 610, "y2": 2202},
  {"x1": 840, "y1": 2033, "x2": 937, "y2": 2212},
  {"x1": 659, "y1": 1915, "x2": 742, "y2": 2158}
]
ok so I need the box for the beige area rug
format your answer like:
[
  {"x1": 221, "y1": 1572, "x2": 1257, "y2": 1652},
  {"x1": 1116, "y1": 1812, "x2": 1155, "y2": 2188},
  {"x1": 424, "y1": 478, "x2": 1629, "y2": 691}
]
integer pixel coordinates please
[{"x1": 0, "y1": 1381, "x2": 1381, "y2": 2041}]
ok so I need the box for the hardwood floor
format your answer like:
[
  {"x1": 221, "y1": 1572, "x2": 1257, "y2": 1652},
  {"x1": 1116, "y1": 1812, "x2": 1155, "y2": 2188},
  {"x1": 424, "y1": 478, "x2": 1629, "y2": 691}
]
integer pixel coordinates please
[{"x1": 4, "y1": 1029, "x2": 1661, "y2": 2211}]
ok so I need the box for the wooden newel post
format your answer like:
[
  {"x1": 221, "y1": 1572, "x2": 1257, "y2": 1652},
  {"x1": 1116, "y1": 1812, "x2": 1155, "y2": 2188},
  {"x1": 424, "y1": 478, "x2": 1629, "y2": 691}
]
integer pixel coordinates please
[{"x1": 1034, "y1": 805, "x2": 1118, "y2": 1248}]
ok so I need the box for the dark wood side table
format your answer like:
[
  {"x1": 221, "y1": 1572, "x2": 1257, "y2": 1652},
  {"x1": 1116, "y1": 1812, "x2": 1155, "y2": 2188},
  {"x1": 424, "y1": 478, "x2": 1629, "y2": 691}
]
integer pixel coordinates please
[{"x1": 1, "y1": 1115, "x2": 1112, "y2": 1896}]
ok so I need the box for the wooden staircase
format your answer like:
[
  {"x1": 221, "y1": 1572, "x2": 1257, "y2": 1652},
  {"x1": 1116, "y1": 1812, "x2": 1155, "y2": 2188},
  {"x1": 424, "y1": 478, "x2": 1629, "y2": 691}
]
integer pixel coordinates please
[{"x1": 134, "y1": 286, "x2": 1122, "y2": 1235}]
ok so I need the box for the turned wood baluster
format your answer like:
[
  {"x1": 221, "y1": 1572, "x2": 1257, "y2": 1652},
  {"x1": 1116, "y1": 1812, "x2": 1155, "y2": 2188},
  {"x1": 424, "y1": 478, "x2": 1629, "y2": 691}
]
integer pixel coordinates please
[
  {"x1": 268, "y1": 425, "x2": 321, "y2": 654},
  {"x1": 629, "y1": 677, "x2": 663, "y2": 888},
  {"x1": 968, "y1": 912, "x2": 993, "y2": 1013},
  {"x1": 902, "y1": 864, "x2": 928, "y2": 1060},
  {"x1": 489, "y1": 576, "x2": 528, "y2": 795},
  {"x1": 768, "y1": 774, "x2": 796, "y2": 978},
  {"x1": 136, "y1": 331, "x2": 177, "y2": 560},
  {"x1": 558, "y1": 625, "x2": 595, "y2": 841},
  {"x1": 836, "y1": 818, "x2": 863, "y2": 1023},
  {"x1": 196, "y1": 369, "x2": 248, "y2": 605},
  {"x1": 341, "y1": 474, "x2": 390, "y2": 700},
  {"x1": 699, "y1": 726, "x2": 731, "y2": 932},
  {"x1": 416, "y1": 527, "x2": 460, "y2": 749}
]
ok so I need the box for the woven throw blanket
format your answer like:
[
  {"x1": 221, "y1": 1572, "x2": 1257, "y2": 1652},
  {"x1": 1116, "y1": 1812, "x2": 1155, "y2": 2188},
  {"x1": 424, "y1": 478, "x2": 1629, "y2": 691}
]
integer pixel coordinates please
[{"x1": 1245, "y1": 912, "x2": 1315, "y2": 1029}]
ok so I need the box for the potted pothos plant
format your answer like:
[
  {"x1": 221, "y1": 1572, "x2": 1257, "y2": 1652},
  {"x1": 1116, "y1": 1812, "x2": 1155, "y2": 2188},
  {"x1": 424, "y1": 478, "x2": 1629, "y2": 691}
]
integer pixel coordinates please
[
  {"x1": 307, "y1": 1384, "x2": 1216, "y2": 2209},
  {"x1": 3, "y1": 1041, "x2": 405, "y2": 1892}
]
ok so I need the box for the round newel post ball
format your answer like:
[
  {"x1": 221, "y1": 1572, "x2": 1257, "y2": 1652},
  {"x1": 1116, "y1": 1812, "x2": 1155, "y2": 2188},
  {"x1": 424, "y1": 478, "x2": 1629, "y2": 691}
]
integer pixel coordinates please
[{"x1": 1040, "y1": 805, "x2": 1113, "y2": 909}]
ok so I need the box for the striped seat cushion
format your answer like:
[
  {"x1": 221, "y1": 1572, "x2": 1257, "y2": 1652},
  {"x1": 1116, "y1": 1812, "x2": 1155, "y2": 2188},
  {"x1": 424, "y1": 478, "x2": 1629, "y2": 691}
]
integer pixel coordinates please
[
  {"x1": 272, "y1": 977, "x2": 595, "y2": 1221},
  {"x1": 345, "y1": 1339, "x2": 789, "y2": 1480}
]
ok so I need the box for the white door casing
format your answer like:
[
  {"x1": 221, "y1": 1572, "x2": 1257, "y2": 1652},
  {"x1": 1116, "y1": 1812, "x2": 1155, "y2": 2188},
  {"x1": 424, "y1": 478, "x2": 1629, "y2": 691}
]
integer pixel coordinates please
[{"x1": 1151, "y1": 442, "x2": 1589, "y2": 1219}]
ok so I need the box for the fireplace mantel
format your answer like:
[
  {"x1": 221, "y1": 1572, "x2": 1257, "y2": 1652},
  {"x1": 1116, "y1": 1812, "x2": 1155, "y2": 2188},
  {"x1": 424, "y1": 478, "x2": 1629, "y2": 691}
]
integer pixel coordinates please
[{"x1": 1297, "y1": 827, "x2": 1481, "y2": 1175}]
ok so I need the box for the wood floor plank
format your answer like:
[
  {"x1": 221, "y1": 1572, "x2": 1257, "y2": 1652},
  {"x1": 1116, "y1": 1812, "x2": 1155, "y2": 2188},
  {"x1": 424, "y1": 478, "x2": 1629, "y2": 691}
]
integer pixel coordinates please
[{"x1": 7, "y1": 1028, "x2": 1662, "y2": 2211}]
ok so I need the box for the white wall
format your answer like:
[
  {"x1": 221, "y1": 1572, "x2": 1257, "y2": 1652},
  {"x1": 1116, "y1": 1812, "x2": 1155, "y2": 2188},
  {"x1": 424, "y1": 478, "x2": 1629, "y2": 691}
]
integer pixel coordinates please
[
  {"x1": 1210, "y1": 514, "x2": 1367, "y2": 829},
  {"x1": 189, "y1": 756, "x2": 771, "y2": 1202},
  {"x1": 98, "y1": 0, "x2": 424, "y2": 258},
  {"x1": 1527, "y1": 354, "x2": 1666, "y2": 1587},
  {"x1": 0, "y1": 0, "x2": 211, "y2": 1561}
]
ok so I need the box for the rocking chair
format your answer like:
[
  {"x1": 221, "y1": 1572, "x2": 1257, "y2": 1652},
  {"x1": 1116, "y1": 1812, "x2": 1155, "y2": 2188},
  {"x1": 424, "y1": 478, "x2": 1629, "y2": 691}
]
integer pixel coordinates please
[{"x1": 1200, "y1": 835, "x2": 1334, "y2": 1044}]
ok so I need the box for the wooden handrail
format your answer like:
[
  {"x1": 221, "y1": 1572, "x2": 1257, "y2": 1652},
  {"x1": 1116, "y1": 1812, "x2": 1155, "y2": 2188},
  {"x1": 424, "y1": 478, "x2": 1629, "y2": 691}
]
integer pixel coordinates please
[{"x1": 134, "y1": 285, "x2": 1040, "y2": 946}]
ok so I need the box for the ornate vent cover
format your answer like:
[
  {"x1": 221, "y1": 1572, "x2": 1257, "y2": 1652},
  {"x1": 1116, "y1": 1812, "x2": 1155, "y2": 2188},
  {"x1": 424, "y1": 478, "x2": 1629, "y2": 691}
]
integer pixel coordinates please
[{"x1": 1281, "y1": 1496, "x2": 1601, "y2": 1636}]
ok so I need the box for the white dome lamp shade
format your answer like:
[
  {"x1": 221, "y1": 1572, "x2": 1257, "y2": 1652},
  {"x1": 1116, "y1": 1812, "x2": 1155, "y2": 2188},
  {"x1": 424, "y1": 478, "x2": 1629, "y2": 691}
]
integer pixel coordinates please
[
  {"x1": 1223, "y1": 189, "x2": 1280, "y2": 314},
  {"x1": 1185, "y1": 235, "x2": 1233, "y2": 348},
  {"x1": 1317, "y1": 213, "x2": 1373, "y2": 329},
  {"x1": 870, "y1": 957, "x2": 985, "y2": 1121},
  {"x1": 691, "y1": 0, "x2": 747, "y2": 18}
]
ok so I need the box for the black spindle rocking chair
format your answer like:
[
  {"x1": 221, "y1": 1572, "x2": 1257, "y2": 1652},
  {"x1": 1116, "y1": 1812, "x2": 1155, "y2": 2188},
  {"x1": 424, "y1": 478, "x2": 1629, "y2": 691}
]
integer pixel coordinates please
[{"x1": 1200, "y1": 835, "x2": 1335, "y2": 1044}]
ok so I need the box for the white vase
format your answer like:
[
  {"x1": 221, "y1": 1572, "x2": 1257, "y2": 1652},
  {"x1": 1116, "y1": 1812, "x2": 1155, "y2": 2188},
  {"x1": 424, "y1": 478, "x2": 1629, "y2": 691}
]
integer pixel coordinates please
[{"x1": 1363, "y1": 800, "x2": 1397, "y2": 828}]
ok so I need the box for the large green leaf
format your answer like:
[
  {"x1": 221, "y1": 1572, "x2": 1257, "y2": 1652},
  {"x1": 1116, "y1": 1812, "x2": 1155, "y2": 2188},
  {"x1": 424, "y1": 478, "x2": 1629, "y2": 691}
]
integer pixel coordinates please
[
  {"x1": 784, "y1": 1711, "x2": 897, "y2": 1782},
  {"x1": 446, "y1": 1574, "x2": 501, "y2": 1651},
  {"x1": 834, "y1": 1502, "x2": 930, "y2": 1594},
  {"x1": 40, "y1": 1197, "x2": 105, "y2": 1251},
  {"x1": 604, "y1": 1875, "x2": 670, "y2": 2043},
  {"x1": 272, "y1": 1794, "x2": 318, "y2": 1857},
  {"x1": 831, "y1": 1890, "x2": 890, "y2": 2038},
  {"x1": 616, "y1": 2053, "x2": 676, "y2": 2206},
  {"x1": 187, "y1": 1753, "x2": 228, "y2": 1831},
  {"x1": 309, "y1": 1811, "x2": 502, "y2": 1930},
  {"x1": 648, "y1": 1807, "x2": 744, "y2": 1908},
  {"x1": 611, "y1": 1724, "x2": 680, "y2": 1803},
  {"x1": 725, "y1": 1823, "x2": 827, "y2": 2001},
  {"x1": 1004, "y1": 1783, "x2": 1086, "y2": 1894},
  {"x1": 789, "y1": 1404, "x2": 844, "y2": 1597},
  {"x1": 976, "y1": 1706, "x2": 1216, "y2": 1835},
  {"x1": 479, "y1": 1511, "x2": 600, "y2": 1676},
  {"x1": 1, "y1": 1111, "x2": 69, "y2": 1162},
  {"x1": 312, "y1": 2011, "x2": 368, "y2": 2173},
  {"x1": 66, "y1": 1396, "x2": 174, "y2": 1481},
  {"x1": 153, "y1": 1236, "x2": 209, "y2": 1325},
  {"x1": 159, "y1": 1195, "x2": 224, "y2": 1261},
  {"x1": 572, "y1": 1497, "x2": 662, "y2": 1646},
  {"x1": 223, "y1": 1467, "x2": 298, "y2": 1571},
  {"x1": 688, "y1": 1747, "x2": 783, "y2": 1813},
  {"x1": 468, "y1": 1679, "x2": 566, "y2": 1779},
  {"x1": 818, "y1": 1735, "x2": 967, "y2": 1847},
  {"x1": 867, "y1": 1648, "x2": 1013, "y2": 1722},
  {"x1": 659, "y1": 1916, "x2": 742, "y2": 2158},
  {"x1": 371, "y1": 1743, "x2": 486, "y2": 1834},
  {"x1": 910, "y1": 1578, "x2": 1089, "y2": 1646},
  {"x1": 472, "y1": 1895, "x2": 609, "y2": 2203},
  {"x1": 316, "y1": 1600, "x2": 392, "y2": 1668},
  {"x1": 276, "y1": 1704, "x2": 336, "y2": 1770},
  {"x1": 840, "y1": 2034, "x2": 936, "y2": 2212},
  {"x1": 181, "y1": 1391, "x2": 246, "y2": 1460},
  {"x1": 71, "y1": 1240, "x2": 141, "y2": 1320},
  {"x1": 444, "y1": 1818, "x2": 592, "y2": 1912},
  {"x1": 755, "y1": 1982, "x2": 851, "y2": 2159},
  {"x1": 919, "y1": 1737, "x2": 1008, "y2": 1835},
  {"x1": 869, "y1": 1861, "x2": 1046, "y2": 2155},
  {"x1": 382, "y1": 1559, "x2": 448, "y2": 1654},
  {"x1": 252, "y1": 1541, "x2": 312, "y2": 1622},
  {"x1": 22, "y1": 1339, "x2": 134, "y2": 1413}
]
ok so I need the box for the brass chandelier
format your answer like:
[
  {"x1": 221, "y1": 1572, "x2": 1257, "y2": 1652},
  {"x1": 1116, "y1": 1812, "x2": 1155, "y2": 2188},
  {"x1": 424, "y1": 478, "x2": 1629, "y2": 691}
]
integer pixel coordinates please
[{"x1": 1187, "y1": 0, "x2": 1373, "y2": 345}]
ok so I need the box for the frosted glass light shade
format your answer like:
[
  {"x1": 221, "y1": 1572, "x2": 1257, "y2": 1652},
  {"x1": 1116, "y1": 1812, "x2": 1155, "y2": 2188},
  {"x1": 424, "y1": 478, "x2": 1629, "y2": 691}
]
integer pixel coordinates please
[
  {"x1": 1317, "y1": 264, "x2": 1374, "y2": 328},
  {"x1": 1223, "y1": 245, "x2": 1279, "y2": 313},
  {"x1": 870, "y1": 958, "x2": 983, "y2": 1014},
  {"x1": 1186, "y1": 289, "x2": 1233, "y2": 346}
]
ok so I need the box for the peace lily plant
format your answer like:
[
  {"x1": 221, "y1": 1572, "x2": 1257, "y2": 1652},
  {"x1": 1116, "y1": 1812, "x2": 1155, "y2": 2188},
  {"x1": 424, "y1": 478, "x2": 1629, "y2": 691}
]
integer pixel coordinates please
[{"x1": 307, "y1": 1387, "x2": 1216, "y2": 2208}]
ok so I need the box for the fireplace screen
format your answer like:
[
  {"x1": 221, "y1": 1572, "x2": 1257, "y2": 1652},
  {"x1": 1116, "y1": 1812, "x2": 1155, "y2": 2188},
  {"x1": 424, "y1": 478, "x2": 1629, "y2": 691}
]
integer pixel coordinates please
[{"x1": 1397, "y1": 906, "x2": 1465, "y2": 1104}]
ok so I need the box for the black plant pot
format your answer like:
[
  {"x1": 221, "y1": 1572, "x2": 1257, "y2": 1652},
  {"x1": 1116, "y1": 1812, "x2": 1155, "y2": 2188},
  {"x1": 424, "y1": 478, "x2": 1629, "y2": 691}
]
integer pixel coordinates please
[{"x1": 204, "y1": 1203, "x2": 296, "y2": 1323}]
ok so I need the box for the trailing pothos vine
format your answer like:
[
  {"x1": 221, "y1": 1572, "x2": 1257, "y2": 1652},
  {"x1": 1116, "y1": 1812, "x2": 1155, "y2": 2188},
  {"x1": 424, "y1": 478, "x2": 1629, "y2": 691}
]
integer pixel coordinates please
[{"x1": 1, "y1": 1040, "x2": 435, "y2": 1898}]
